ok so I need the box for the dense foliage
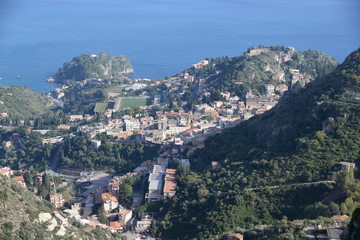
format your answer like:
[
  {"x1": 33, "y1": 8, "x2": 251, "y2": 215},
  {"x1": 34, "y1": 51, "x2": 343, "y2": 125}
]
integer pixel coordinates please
[
  {"x1": 0, "y1": 129, "x2": 54, "y2": 171},
  {"x1": 0, "y1": 86, "x2": 55, "y2": 120},
  {"x1": 59, "y1": 135, "x2": 160, "y2": 173}
]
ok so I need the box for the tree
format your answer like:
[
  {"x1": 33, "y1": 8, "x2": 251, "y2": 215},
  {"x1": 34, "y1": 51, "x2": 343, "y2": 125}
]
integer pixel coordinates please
[{"x1": 119, "y1": 183, "x2": 133, "y2": 203}]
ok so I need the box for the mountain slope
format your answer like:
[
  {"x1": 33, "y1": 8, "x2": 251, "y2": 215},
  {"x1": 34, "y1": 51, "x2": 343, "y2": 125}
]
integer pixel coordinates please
[
  {"x1": 196, "y1": 48, "x2": 360, "y2": 185},
  {"x1": 0, "y1": 175, "x2": 124, "y2": 240},
  {"x1": 0, "y1": 86, "x2": 55, "y2": 120},
  {"x1": 156, "y1": 49, "x2": 360, "y2": 239}
]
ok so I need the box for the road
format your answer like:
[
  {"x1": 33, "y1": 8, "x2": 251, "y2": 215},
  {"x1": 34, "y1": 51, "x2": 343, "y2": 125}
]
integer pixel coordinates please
[
  {"x1": 209, "y1": 180, "x2": 336, "y2": 194},
  {"x1": 244, "y1": 180, "x2": 336, "y2": 191}
]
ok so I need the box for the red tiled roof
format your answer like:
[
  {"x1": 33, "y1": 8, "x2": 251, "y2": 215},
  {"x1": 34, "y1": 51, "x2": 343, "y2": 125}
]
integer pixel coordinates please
[
  {"x1": 331, "y1": 215, "x2": 350, "y2": 221},
  {"x1": 12, "y1": 175, "x2": 25, "y2": 182},
  {"x1": 110, "y1": 221, "x2": 122, "y2": 229}
]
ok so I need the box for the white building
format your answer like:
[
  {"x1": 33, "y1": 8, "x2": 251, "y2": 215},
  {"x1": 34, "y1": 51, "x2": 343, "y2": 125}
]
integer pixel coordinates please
[
  {"x1": 145, "y1": 165, "x2": 165, "y2": 203},
  {"x1": 101, "y1": 193, "x2": 119, "y2": 212}
]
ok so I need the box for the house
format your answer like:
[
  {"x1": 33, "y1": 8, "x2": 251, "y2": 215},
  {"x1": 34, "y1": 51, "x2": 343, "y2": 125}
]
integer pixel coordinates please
[
  {"x1": 91, "y1": 140, "x2": 101, "y2": 149},
  {"x1": 227, "y1": 233, "x2": 244, "y2": 240},
  {"x1": 49, "y1": 193, "x2": 64, "y2": 208},
  {"x1": 331, "y1": 215, "x2": 350, "y2": 222},
  {"x1": 109, "y1": 221, "x2": 123, "y2": 232},
  {"x1": 12, "y1": 175, "x2": 26, "y2": 188},
  {"x1": 220, "y1": 92, "x2": 231, "y2": 101},
  {"x1": 264, "y1": 84, "x2": 275, "y2": 95},
  {"x1": 118, "y1": 205, "x2": 133, "y2": 225},
  {"x1": 71, "y1": 202, "x2": 82, "y2": 211},
  {"x1": 5, "y1": 141, "x2": 12, "y2": 148},
  {"x1": 70, "y1": 115, "x2": 83, "y2": 122},
  {"x1": 192, "y1": 59, "x2": 209, "y2": 68},
  {"x1": 135, "y1": 213, "x2": 153, "y2": 232},
  {"x1": 108, "y1": 180, "x2": 120, "y2": 194},
  {"x1": 339, "y1": 161, "x2": 355, "y2": 172},
  {"x1": 0, "y1": 167, "x2": 13, "y2": 177},
  {"x1": 326, "y1": 228, "x2": 343, "y2": 240},
  {"x1": 272, "y1": 71, "x2": 285, "y2": 82},
  {"x1": 211, "y1": 161, "x2": 222, "y2": 171},
  {"x1": 163, "y1": 169, "x2": 177, "y2": 200},
  {"x1": 57, "y1": 124, "x2": 71, "y2": 130},
  {"x1": 42, "y1": 136, "x2": 65, "y2": 146},
  {"x1": 101, "y1": 193, "x2": 119, "y2": 212}
]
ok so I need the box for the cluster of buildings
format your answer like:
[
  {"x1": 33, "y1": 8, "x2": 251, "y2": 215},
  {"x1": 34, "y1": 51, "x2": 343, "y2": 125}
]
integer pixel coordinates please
[{"x1": 145, "y1": 165, "x2": 177, "y2": 203}]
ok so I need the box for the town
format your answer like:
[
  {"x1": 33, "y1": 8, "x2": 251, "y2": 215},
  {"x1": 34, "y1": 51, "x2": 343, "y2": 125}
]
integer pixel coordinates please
[{"x1": 0, "y1": 47, "x2": 354, "y2": 240}]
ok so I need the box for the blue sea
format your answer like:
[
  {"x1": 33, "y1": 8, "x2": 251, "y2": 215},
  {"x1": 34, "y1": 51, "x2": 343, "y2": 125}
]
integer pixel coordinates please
[{"x1": 0, "y1": 0, "x2": 359, "y2": 92}]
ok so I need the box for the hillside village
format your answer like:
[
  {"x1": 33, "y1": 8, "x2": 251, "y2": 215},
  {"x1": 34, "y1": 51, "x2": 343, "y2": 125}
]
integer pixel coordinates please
[{"x1": 0, "y1": 47, "x2": 357, "y2": 240}]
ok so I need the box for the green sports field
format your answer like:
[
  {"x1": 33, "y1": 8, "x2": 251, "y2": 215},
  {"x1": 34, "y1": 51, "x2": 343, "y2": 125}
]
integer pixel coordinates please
[
  {"x1": 119, "y1": 97, "x2": 150, "y2": 109},
  {"x1": 94, "y1": 102, "x2": 110, "y2": 112}
]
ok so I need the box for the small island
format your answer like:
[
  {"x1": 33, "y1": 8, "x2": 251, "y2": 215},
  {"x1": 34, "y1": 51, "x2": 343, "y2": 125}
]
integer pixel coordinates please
[{"x1": 54, "y1": 52, "x2": 133, "y2": 83}]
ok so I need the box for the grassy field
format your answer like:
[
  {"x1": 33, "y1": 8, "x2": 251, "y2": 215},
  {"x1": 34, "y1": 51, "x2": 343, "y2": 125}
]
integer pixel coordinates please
[
  {"x1": 94, "y1": 102, "x2": 110, "y2": 112},
  {"x1": 119, "y1": 97, "x2": 150, "y2": 109}
]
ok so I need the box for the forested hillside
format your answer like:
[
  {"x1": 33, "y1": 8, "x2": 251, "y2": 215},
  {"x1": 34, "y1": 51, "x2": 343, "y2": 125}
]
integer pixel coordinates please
[
  {"x1": 154, "y1": 49, "x2": 360, "y2": 239},
  {"x1": 54, "y1": 52, "x2": 133, "y2": 83},
  {"x1": 0, "y1": 86, "x2": 55, "y2": 121}
]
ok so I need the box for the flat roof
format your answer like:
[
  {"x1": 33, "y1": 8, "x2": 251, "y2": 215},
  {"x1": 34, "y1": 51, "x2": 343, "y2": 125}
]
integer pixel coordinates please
[{"x1": 149, "y1": 179, "x2": 163, "y2": 190}]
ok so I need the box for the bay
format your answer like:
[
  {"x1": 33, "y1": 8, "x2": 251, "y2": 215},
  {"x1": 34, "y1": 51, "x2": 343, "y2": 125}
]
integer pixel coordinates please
[{"x1": 0, "y1": 0, "x2": 359, "y2": 92}]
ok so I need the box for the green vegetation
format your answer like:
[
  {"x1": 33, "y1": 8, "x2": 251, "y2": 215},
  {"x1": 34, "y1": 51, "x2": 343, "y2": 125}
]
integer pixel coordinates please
[
  {"x1": 54, "y1": 52, "x2": 133, "y2": 82},
  {"x1": 119, "y1": 97, "x2": 149, "y2": 109},
  {"x1": 94, "y1": 102, "x2": 111, "y2": 113},
  {"x1": 172, "y1": 47, "x2": 338, "y2": 107},
  {"x1": 59, "y1": 135, "x2": 160, "y2": 173},
  {"x1": 62, "y1": 82, "x2": 108, "y2": 114},
  {"x1": 345, "y1": 208, "x2": 360, "y2": 240},
  {"x1": 154, "y1": 49, "x2": 360, "y2": 239},
  {"x1": 0, "y1": 129, "x2": 54, "y2": 171},
  {"x1": 0, "y1": 86, "x2": 55, "y2": 120},
  {"x1": 0, "y1": 175, "x2": 125, "y2": 240}
]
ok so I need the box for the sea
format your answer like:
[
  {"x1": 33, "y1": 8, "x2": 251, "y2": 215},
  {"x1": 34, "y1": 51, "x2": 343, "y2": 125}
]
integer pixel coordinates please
[{"x1": 0, "y1": 0, "x2": 359, "y2": 92}]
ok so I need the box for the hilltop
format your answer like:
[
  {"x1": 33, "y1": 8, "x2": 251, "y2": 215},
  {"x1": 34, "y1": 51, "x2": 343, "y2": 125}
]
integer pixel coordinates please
[
  {"x1": 154, "y1": 49, "x2": 360, "y2": 239},
  {"x1": 54, "y1": 52, "x2": 133, "y2": 83},
  {"x1": 186, "y1": 46, "x2": 338, "y2": 98},
  {"x1": 0, "y1": 86, "x2": 55, "y2": 120},
  {"x1": 149, "y1": 46, "x2": 338, "y2": 112}
]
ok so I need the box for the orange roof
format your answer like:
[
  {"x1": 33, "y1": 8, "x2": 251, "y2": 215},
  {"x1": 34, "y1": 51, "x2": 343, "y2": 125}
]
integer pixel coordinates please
[
  {"x1": 331, "y1": 215, "x2": 350, "y2": 221},
  {"x1": 101, "y1": 192, "x2": 118, "y2": 202},
  {"x1": 12, "y1": 175, "x2": 25, "y2": 182},
  {"x1": 0, "y1": 169, "x2": 11, "y2": 174},
  {"x1": 164, "y1": 169, "x2": 177, "y2": 193},
  {"x1": 82, "y1": 226, "x2": 95, "y2": 232},
  {"x1": 227, "y1": 233, "x2": 244, "y2": 239},
  {"x1": 110, "y1": 221, "x2": 122, "y2": 229},
  {"x1": 166, "y1": 169, "x2": 176, "y2": 175},
  {"x1": 211, "y1": 161, "x2": 220, "y2": 167},
  {"x1": 86, "y1": 221, "x2": 98, "y2": 227},
  {"x1": 164, "y1": 178, "x2": 177, "y2": 193}
]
